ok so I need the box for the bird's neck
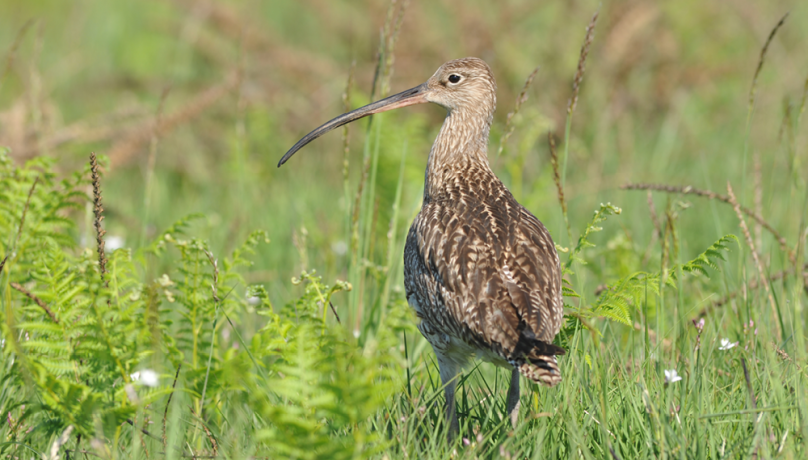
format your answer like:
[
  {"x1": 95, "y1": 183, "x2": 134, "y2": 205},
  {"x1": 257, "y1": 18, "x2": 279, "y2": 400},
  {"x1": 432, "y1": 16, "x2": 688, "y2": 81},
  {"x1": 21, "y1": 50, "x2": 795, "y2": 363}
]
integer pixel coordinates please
[{"x1": 424, "y1": 109, "x2": 494, "y2": 202}]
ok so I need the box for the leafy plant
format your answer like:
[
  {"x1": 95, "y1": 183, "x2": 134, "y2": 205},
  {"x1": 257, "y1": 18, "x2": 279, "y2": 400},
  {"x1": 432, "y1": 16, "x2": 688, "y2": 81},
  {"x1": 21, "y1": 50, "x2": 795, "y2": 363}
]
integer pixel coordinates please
[
  {"x1": 0, "y1": 155, "x2": 400, "y2": 458},
  {"x1": 559, "y1": 202, "x2": 736, "y2": 332}
]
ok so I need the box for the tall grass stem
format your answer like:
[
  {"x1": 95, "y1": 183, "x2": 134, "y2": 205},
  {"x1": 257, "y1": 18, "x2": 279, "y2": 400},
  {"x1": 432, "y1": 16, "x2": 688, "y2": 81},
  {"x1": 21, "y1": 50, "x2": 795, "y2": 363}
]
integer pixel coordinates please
[{"x1": 560, "y1": 11, "x2": 598, "y2": 245}]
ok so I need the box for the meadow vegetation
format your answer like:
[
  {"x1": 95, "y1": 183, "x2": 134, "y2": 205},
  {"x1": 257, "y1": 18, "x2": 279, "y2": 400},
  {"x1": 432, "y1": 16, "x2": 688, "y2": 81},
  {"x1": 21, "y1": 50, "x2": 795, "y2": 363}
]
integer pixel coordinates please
[{"x1": 1, "y1": 0, "x2": 807, "y2": 458}]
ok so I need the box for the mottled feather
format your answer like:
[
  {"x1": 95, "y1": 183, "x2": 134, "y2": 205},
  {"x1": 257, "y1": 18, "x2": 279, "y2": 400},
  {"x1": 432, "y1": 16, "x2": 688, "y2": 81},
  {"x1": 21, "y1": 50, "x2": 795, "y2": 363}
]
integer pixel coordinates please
[{"x1": 404, "y1": 153, "x2": 564, "y2": 386}]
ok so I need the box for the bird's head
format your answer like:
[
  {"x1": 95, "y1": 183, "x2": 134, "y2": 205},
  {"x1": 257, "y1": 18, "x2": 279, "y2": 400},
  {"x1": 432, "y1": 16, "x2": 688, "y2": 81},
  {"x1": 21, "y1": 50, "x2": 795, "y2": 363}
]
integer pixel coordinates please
[
  {"x1": 278, "y1": 57, "x2": 497, "y2": 167},
  {"x1": 422, "y1": 57, "x2": 497, "y2": 114}
]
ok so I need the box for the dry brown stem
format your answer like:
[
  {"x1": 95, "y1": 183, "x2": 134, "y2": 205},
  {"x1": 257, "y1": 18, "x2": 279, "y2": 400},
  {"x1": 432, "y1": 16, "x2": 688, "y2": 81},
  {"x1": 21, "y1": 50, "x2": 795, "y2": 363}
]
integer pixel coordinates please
[
  {"x1": 90, "y1": 153, "x2": 108, "y2": 286},
  {"x1": 189, "y1": 405, "x2": 218, "y2": 457},
  {"x1": 696, "y1": 263, "x2": 807, "y2": 318},
  {"x1": 772, "y1": 341, "x2": 802, "y2": 370},
  {"x1": 351, "y1": 157, "x2": 372, "y2": 255},
  {"x1": 122, "y1": 418, "x2": 158, "y2": 441},
  {"x1": 747, "y1": 14, "x2": 788, "y2": 279},
  {"x1": 13, "y1": 176, "x2": 39, "y2": 253},
  {"x1": 138, "y1": 415, "x2": 150, "y2": 458},
  {"x1": 641, "y1": 191, "x2": 661, "y2": 266},
  {"x1": 548, "y1": 132, "x2": 567, "y2": 225},
  {"x1": 667, "y1": 207, "x2": 680, "y2": 267},
  {"x1": 162, "y1": 364, "x2": 182, "y2": 448},
  {"x1": 740, "y1": 358, "x2": 757, "y2": 409},
  {"x1": 11, "y1": 282, "x2": 58, "y2": 324},
  {"x1": 497, "y1": 66, "x2": 540, "y2": 157},
  {"x1": 204, "y1": 249, "x2": 220, "y2": 304},
  {"x1": 10, "y1": 105, "x2": 149, "y2": 160},
  {"x1": 621, "y1": 182, "x2": 796, "y2": 265},
  {"x1": 776, "y1": 101, "x2": 794, "y2": 146},
  {"x1": 568, "y1": 11, "x2": 599, "y2": 115},
  {"x1": 108, "y1": 72, "x2": 239, "y2": 170},
  {"x1": 328, "y1": 301, "x2": 341, "y2": 324},
  {"x1": 749, "y1": 13, "x2": 788, "y2": 110},
  {"x1": 727, "y1": 182, "x2": 781, "y2": 341}
]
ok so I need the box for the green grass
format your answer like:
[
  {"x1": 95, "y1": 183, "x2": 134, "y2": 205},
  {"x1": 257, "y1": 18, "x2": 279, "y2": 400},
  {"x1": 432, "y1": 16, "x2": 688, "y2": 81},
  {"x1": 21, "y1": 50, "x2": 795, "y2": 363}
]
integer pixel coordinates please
[{"x1": 1, "y1": 0, "x2": 807, "y2": 458}]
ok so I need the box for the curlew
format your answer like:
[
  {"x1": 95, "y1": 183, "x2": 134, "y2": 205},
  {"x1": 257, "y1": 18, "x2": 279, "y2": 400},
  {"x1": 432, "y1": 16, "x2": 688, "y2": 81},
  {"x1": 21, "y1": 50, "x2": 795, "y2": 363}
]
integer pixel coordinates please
[{"x1": 279, "y1": 57, "x2": 564, "y2": 437}]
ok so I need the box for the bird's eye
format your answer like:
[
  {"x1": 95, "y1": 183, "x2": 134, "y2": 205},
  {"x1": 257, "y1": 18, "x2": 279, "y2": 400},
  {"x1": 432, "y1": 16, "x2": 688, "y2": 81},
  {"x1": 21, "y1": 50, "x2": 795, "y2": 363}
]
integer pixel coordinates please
[{"x1": 448, "y1": 74, "x2": 462, "y2": 84}]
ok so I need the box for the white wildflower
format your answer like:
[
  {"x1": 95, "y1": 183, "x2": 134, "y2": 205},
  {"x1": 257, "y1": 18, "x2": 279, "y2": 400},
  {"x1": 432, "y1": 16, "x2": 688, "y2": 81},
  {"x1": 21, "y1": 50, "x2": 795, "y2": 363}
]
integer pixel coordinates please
[
  {"x1": 106, "y1": 235, "x2": 125, "y2": 251},
  {"x1": 131, "y1": 369, "x2": 159, "y2": 387},
  {"x1": 664, "y1": 369, "x2": 682, "y2": 384},
  {"x1": 719, "y1": 338, "x2": 738, "y2": 350}
]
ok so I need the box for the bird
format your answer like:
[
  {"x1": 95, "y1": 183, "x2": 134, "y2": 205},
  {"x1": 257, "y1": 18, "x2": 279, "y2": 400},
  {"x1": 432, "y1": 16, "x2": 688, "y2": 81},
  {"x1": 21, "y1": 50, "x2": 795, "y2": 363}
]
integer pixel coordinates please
[{"x1": 279, "y1": 57, "x2": 565, "y2": 438}]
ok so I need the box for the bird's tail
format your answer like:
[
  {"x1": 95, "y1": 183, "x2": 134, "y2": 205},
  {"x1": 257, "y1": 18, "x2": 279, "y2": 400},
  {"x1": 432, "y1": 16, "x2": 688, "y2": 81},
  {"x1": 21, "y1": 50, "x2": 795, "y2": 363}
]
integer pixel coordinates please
[
  {"x1": 516, "y1": 355, "x2": 562, "y2": 387},
  {"x1": 508, "y1": 321, "x2": 565, "y2": 386}
]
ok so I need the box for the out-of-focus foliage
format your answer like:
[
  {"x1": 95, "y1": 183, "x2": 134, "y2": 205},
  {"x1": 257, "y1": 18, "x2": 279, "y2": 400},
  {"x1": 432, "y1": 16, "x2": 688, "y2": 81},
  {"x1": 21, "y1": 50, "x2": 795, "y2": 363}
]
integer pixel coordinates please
[{"x1": 1, "y1": 0, "x2": 807, "y2": 458}]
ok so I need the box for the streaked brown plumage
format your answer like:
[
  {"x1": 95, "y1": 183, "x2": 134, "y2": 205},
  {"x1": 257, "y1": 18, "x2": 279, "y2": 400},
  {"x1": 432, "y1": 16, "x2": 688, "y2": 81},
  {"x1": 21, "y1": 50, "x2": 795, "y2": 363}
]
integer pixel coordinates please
[{"x1": 279, "y1": 57, "x2": 564, "y2": 438}]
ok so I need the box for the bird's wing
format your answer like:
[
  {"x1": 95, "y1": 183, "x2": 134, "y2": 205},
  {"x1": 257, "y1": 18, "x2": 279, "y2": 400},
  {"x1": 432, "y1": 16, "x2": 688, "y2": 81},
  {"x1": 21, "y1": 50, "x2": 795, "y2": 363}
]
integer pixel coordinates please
[
  {"x1": 406, "y1": 195, "x2": 564, "y2": 362},
  {"x1": 508, "y1": 205, "x2": 565, "y2": 341}
]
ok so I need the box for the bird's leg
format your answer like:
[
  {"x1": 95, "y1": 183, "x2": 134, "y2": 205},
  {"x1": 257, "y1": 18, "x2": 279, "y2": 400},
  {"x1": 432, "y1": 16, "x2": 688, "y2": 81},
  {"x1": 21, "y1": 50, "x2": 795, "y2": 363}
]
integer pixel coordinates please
[
  {"x1": 437, "y1": 357, "x2": 460, "y2": 440},
  {"x1": 506, "y1": 367, "x2": 521, "y2": 428}
]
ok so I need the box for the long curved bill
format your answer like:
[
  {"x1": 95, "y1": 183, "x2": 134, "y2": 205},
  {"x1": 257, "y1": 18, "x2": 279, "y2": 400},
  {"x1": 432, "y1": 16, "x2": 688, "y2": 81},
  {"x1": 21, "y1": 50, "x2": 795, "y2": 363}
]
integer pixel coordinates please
[{"x1": 278, "y1": 83, "x2": 429, "y2": 167}]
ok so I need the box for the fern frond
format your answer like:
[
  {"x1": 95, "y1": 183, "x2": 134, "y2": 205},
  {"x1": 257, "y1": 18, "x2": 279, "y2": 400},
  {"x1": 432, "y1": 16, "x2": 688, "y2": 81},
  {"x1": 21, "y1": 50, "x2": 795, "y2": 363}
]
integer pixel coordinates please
[
  {"x1": 566, "y1": 203, "x2": 622, "y2": 271},
  {"x1": 581, "y1": 235, "x2": 737, "y2": 326},
  {"x1": 590, "y1": 272, "x2": 660, "y2": 325},
  {"x1": 679, "y1": 234, "x2": 738, "y2": 278},
  {"x1": 146, "y1": 213, "x2": 206, "y2": 256},
  {"x1": 562, "y1": 285, "x2": 581, "y2": 298},
  {"x1": 225, "y1": 230, "x2": 270, "y2": 271}
]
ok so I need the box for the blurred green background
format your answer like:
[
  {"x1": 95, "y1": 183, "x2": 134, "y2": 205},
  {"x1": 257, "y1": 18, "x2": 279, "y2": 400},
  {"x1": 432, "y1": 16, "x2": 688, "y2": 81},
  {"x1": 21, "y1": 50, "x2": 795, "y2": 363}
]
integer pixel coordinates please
[
  {"x1": 3, "y1": 1, "x2": 808, "y2": 457},
  {"x1": 1, "y1": 0, "x2": 806, "y2": 318}
]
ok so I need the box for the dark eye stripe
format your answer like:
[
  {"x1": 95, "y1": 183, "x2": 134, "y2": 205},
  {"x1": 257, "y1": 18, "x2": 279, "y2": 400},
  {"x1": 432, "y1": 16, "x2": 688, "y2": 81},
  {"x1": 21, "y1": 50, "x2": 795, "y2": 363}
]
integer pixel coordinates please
[{"x1": 448, "y1": 74, "x2": 461, "y2": 84}]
